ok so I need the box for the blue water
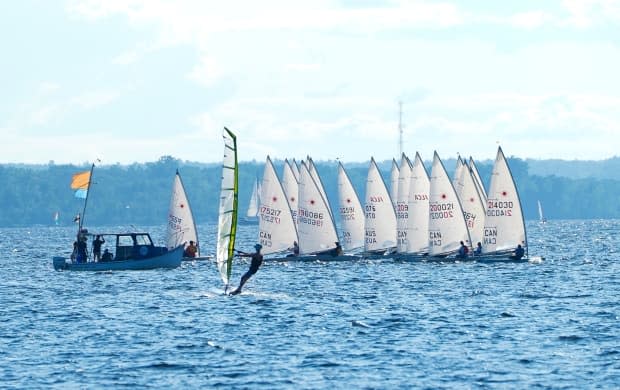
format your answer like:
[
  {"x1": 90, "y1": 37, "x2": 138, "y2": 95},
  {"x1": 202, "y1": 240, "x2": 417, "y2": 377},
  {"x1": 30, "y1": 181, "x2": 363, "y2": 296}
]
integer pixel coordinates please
[{"x1": 1, "y1": 220, "x2": 619, "y2": 388}]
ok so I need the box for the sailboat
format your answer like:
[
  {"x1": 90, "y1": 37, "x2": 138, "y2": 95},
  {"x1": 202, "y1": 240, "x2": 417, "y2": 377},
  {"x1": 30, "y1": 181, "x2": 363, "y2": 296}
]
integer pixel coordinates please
[
  {"x1": 336, "y1": 161, "x2": 364, "y2": 251},
  {"x1": 364, "y1": 157, "x2": 397, "y2": 256},
  {"x1": 428, "y1": 151, "x2": 471, "y2": 258},
  {"x1": 258, "y1": 156, "x2": 298, "y2": 257},
  {"x1": 166, "y1": 170, "x2": 204, "y2": 260},
  {"x1": 396, "y1": 154, "x2": 412, "y2": 253},
  {"x1": 241, "y1": 177, "x2": 260, "y2": 225},
  {"x1": 306, "y1": 156, "x2": 333, "y2": 220},
  {"x1": 216, "y1": 127, "x2": 239, "y2": 292},
  {"x1": 538, "y1": 200, "x2": 547, "y2": 224},
  {"x1": 469, "y1": 156, "x2": 488, "y2": 204},
  {"x1": 281, "y1": 158, "x2": 299, "y2": 225},
  {"x1": 53, "y1": 164, "x2": 183, "y2": 271},
  {"x1": 390, "y1": 158, "x2": 399, "y2": 209},
  {"x1": 405, "y1": 152, "x2": 430, "y2": 256},
  {"x1": 480, "y1": 146, "x2": 528, "y2": 261},
  {"x1": 454, "y1": 162, "x2": 486, "y2": 250}
]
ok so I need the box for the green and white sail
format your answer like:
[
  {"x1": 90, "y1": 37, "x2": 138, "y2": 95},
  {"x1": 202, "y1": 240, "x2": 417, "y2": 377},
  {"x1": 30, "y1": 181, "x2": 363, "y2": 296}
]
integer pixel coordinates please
[{"x1": 216, "y1": 127, "x2": 238, "y2": 287}]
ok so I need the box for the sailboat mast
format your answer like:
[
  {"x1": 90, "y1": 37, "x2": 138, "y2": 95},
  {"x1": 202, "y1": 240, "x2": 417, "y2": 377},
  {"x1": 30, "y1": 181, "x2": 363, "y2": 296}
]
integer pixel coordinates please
[{"x1": 78, "y1": 163, "x2": 95, "y2": 234}]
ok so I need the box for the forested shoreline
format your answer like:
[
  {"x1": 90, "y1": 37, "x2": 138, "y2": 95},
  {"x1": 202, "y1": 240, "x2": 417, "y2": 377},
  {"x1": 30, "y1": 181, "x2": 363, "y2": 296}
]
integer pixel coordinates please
[{"x1": 1, "y1": 155, "x2": 619, "y2": 227}]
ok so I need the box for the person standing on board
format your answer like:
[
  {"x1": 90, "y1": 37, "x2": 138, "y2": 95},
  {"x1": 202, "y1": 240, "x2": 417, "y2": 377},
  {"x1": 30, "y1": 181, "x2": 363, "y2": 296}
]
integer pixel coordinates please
[
  {"x1": 230, "y1": 244, "x2": 264, "y2": 295},
  {"x1": 93, "y1": 235, "x2": 105, "y2": 261}
]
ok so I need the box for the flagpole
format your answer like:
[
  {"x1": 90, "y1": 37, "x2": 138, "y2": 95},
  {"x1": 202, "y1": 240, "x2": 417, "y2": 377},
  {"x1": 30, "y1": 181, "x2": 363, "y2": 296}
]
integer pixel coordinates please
[{"x1": 78, "y1": 163, "x2": 95, "y2": 234}]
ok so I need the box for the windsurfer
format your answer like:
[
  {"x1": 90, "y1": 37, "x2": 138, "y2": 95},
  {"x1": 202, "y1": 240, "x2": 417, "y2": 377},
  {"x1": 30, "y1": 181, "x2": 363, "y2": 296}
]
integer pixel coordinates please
[{"x1": 230, "y1": 244, "x2": 263, "y2": 295}]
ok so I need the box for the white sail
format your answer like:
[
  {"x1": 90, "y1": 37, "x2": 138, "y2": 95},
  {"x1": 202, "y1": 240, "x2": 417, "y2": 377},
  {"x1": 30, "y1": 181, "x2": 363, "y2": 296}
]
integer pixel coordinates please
[
  {"x1": 396, "y1": 154, "x2": 412, "y2": 253},
  {"x1": 216, "y1": 128, "x2": 238, "y2": 287},
  {"x1": 166, "y1": 170, "x2": 199, "y2": 256},
  {"x1": 390, "y1": 158, "x2": 399, "y2": 208},
  {"x1": 307, "y1": 156, "x2": 333, "y2": 220},
  {"x1": 428, "y1": 151, "x2": 471, "y2": 256},
  {"x1": 291, "y1": 158, "x2": 300, "y2": 182},
  {"x1": 452, "y1": 155, "x2": 464, "y2": 190},
  {"x1": 365, "y1": 157, "x2": 397, "y2": 253},
  {"x1": 337, "y1": 162, "x2": 365, "y2": 251},
  {"x1": 538, "y1": 200, "x2": 546, "y2": 223},
  {"x1": 482, "y1": 147, "x2": 527, "y2": 254},
  {"x1": 246, "y1": 178, "x2": 260, "y2": 218},
  {"x1": 282, "y1": 159, "x2": 299, "y2": 225},
  {"x1": 298, "y1": 161, "x2": 339, "y2": 255},
  {"x1": 456, "y1": 163, "x2": 486, "y2": 248},
  {"x1": 406, "y1": 152, "x2": 430, "y2": 254},
  {"x1": 469, "y1": 156, "x2": 488, "y2": 203},
  {"x1": 258, "y1": 156, "x2": 298, "y2": 255}
]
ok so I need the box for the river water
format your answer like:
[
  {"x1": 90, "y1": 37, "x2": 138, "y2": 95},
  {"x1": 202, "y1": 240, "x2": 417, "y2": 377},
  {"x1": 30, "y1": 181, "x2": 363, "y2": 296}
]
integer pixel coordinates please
[{"x1": 1, "y1": 220, "x2": 619, "y2": 388}]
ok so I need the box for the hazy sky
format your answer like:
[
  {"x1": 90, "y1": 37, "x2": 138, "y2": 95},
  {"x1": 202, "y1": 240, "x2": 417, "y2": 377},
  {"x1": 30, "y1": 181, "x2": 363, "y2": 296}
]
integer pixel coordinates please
[{"x1": 2, "y1": 0, "x2": 619, "y2": 164}]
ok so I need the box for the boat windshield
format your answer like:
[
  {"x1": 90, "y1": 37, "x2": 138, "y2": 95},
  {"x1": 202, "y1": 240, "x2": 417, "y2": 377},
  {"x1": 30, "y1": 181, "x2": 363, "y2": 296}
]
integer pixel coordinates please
[{"x1": 117, "y1": 234, "x2": 152, "y2": 247}]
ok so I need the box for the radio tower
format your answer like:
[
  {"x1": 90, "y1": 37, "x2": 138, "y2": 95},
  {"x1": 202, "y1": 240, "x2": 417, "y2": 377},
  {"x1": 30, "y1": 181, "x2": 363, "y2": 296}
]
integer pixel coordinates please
[{"x1": 398, "y1": 101, "x2": 404, "y2": 157}]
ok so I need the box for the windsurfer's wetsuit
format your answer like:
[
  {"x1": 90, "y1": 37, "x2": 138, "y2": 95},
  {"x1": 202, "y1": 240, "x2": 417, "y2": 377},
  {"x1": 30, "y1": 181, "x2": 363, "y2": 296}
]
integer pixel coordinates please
[{"x1": 230, "y1": 250, "x2": 263, "y2": 295}]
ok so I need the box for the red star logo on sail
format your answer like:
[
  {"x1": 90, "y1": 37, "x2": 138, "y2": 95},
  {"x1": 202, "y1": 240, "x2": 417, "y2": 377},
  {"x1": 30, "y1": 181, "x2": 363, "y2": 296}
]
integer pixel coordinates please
[
  {"x1": 502, "y1": 191, "x2": 508, "y2": 196},
  {"x1": 180, "y1": 203, "x2": 185, "y2": 208},
  {"x1": 272, "y1": 196, "x2": 278, "y2": 202},
  {"x1": 441, "y1": 194, "x2": 447, "y2": 199},
  {"x1": 310, "y1": 199, "x2": 315, "y2": 205},
  {"x1": 469, "y1": 197, "x2": 474, "y2": 203},
  {"x1": 346, "y1": 198, "x2": 351, "y2": 203},
  {"x1": 290, "y1": 196, "x2": 296, "y2": 203}
]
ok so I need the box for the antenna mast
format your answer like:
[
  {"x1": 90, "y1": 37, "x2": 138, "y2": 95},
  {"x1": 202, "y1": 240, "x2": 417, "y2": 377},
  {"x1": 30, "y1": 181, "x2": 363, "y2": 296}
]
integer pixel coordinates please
[{"x1": 398, "y1": 100, "x2": 403, "y2": 156}]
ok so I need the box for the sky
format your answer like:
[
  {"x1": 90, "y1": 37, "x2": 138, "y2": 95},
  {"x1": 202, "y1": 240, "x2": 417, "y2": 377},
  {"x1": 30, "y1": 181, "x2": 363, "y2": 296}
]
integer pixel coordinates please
[{"x1": 2, "y1": 0, "x2": 620, "y2": 164}]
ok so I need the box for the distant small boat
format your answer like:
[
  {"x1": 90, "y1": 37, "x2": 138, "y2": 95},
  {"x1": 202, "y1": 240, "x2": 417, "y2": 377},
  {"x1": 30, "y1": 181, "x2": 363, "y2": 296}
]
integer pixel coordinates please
[
  {"x1": 53, "y1": 211, "x2": 59, "y2": 226},
  {"x1": 538, "y1": 200, "x2": 547, "y2": 224},
  {"x1": 241, "y1": 176, "x2": 260, "y2": 225}
]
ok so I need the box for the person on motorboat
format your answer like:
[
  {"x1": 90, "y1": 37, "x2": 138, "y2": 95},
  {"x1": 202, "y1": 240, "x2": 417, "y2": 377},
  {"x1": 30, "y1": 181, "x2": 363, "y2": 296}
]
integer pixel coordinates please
[
  {"x1": 230, "y1": 244, "x2": 264, "y2": 295},
  {"x1": 101, "y1": 248, "x2": 113, "y2": 262},
  {"x1": 93, "y1": 235, "x2": 105, "y2": 261}
]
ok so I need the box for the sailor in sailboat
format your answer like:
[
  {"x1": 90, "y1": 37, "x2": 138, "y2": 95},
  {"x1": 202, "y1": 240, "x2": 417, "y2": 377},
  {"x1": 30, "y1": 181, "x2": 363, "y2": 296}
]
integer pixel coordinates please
[{"x1": 230, "y1": 244, "x2": 264, "y2": 295}]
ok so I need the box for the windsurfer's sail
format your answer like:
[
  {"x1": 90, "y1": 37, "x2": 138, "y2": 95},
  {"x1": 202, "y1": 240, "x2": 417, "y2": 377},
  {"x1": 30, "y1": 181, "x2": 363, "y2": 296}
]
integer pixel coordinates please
[
  {"x1": 216, "y1": 128, "x2": 238, "y2": 288},
  {"x1": 166, "y1": 170, "x2": 199, "y2": 256},
  {"x1": 538, "y1": 200, "x2": 546, "y2": 223}
]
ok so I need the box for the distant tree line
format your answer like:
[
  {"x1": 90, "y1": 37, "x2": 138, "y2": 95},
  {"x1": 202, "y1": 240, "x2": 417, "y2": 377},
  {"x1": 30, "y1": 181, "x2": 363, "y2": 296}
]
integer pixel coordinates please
[{"x1": 1, "y1": 155, "x2": 619, "y2": 227}]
